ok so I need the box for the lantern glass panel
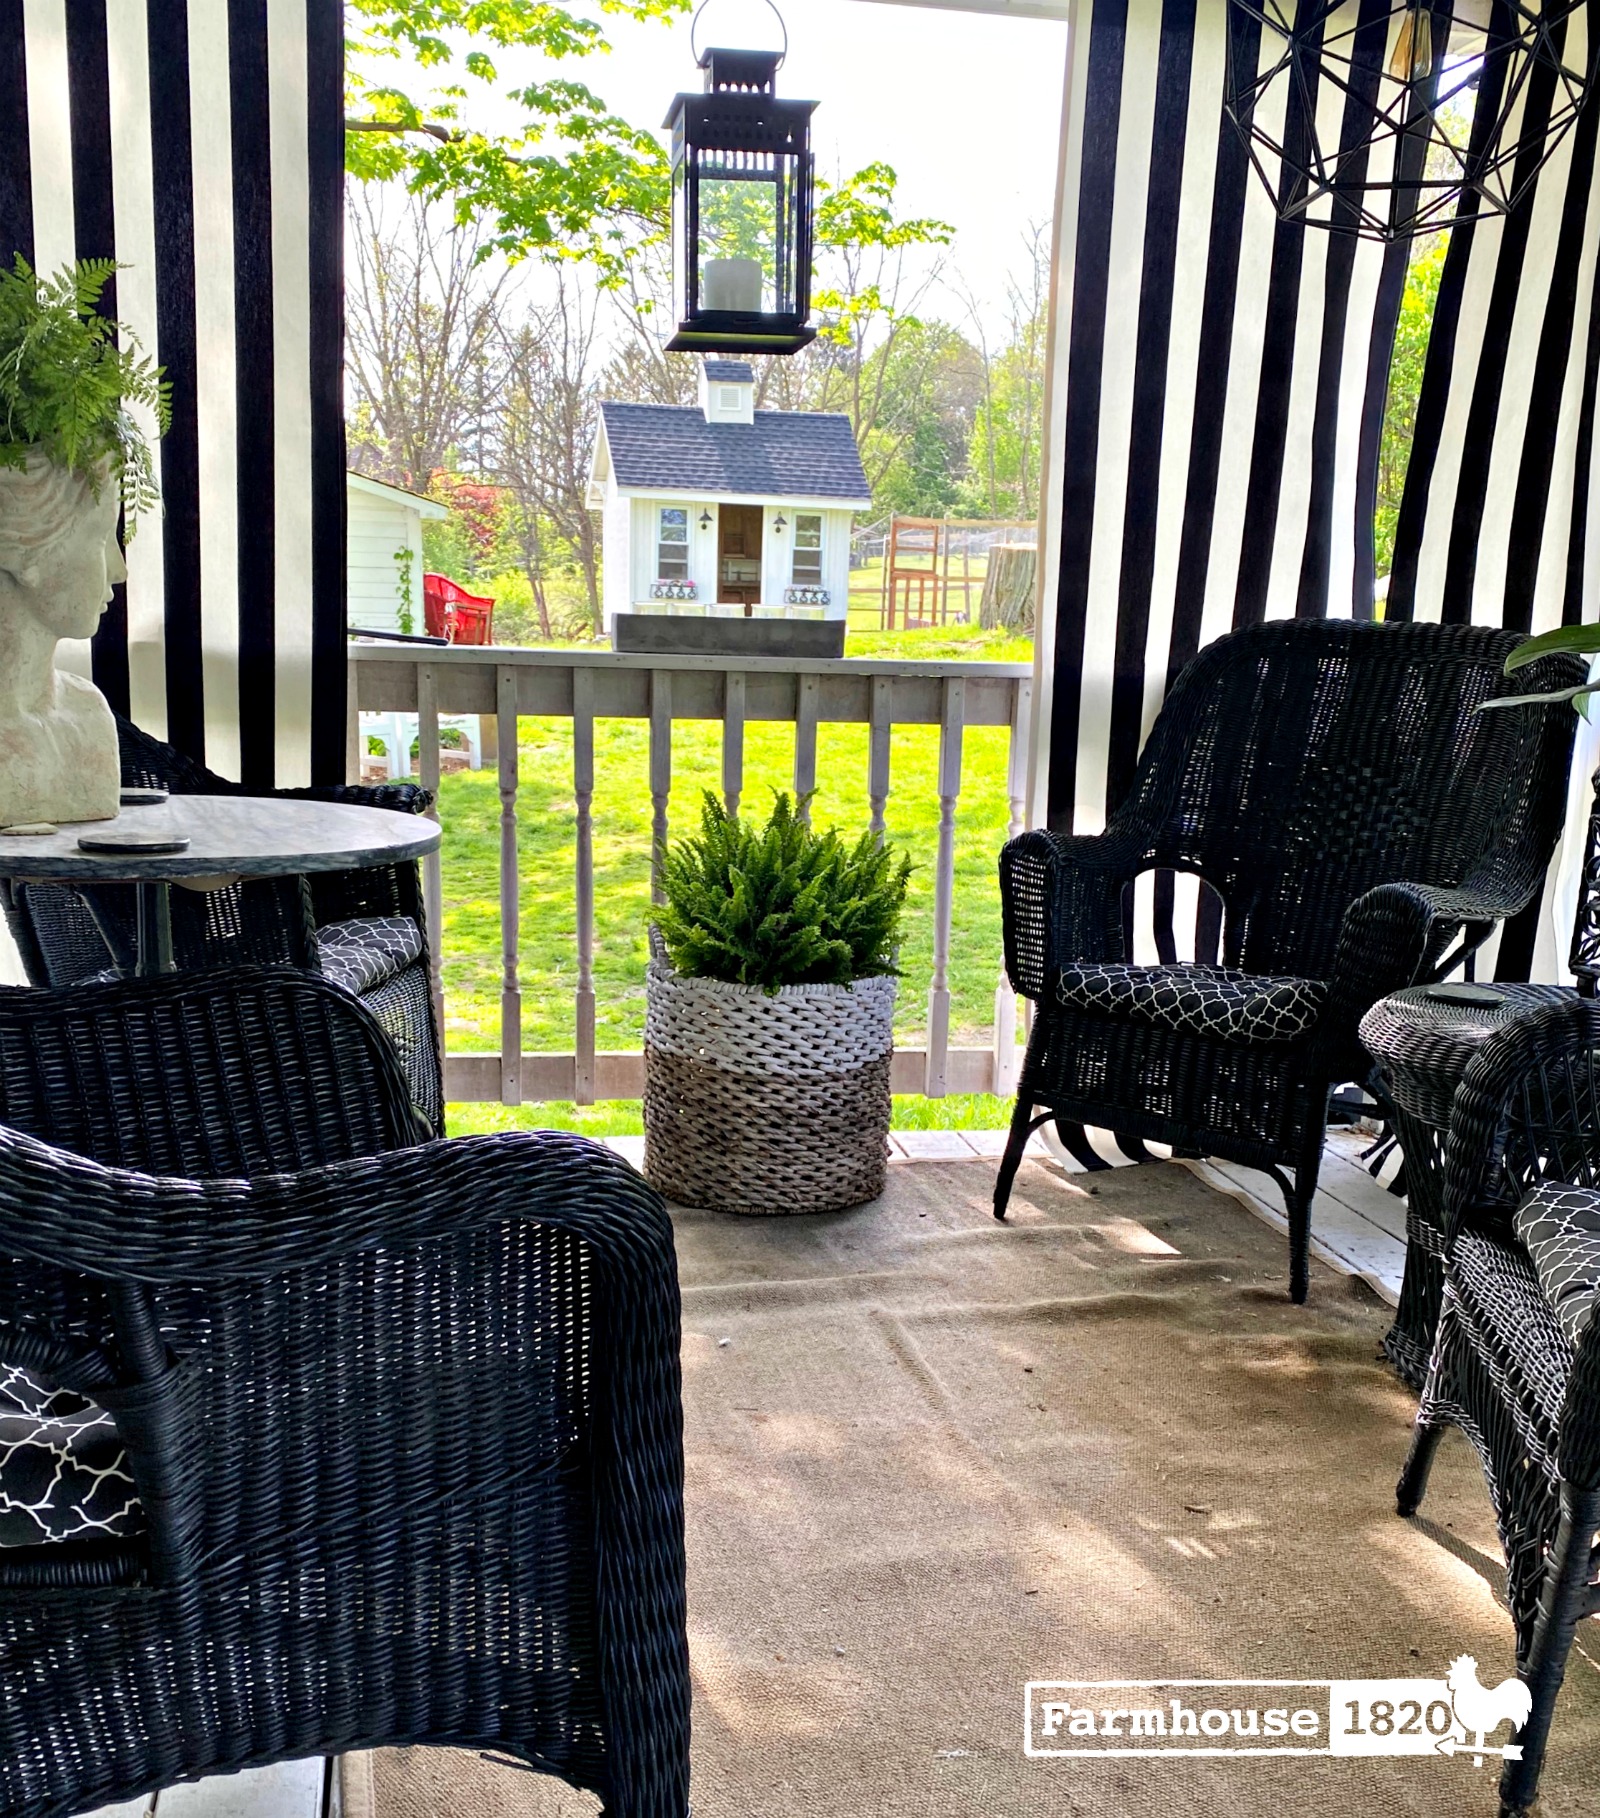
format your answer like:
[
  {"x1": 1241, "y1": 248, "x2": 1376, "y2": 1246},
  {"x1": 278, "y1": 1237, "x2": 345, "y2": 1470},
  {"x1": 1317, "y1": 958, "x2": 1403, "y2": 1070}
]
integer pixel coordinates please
[{"x1": 697, "y1": 161, "x2": 784, "y2": 315}]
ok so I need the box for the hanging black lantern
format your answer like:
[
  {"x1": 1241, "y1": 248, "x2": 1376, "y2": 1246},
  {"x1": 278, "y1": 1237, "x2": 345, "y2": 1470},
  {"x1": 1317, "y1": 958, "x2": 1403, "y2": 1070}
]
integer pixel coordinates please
[
  {"x1": 1224, "y1": 1, "x2": 1592, "y2": 241},
  {"x1": 664, "y1": 4, "x2": 817, "y2": 355}
]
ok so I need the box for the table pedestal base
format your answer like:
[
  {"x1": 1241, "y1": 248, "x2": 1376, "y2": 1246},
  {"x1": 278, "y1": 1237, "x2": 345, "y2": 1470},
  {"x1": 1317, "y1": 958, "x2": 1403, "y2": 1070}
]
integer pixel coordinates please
[{"x1": 134, "y1": 881, "x2": 174, "y2": 977}]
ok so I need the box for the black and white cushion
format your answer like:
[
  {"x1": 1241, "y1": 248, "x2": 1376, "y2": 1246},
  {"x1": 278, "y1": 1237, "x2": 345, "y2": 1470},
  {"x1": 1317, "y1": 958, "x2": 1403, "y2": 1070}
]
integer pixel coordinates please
[
  {"x1": 1056, "y1": 962, "x2": 1328, "y2": 1045},
  {"x1": 0, "y1": 1364, "x2": 142, "y2": 1548},
  {"x1": 1514, "y1": 1184, "x2": 1600, "y2": 1349},
  {"x1": 313, "y1": 916, "x2": 425, "y2": 998}
]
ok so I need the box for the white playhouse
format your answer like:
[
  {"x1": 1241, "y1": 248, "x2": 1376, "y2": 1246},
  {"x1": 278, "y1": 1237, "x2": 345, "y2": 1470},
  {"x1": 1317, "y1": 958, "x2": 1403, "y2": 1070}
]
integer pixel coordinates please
[{"x1": 588, "y1": 360, "x2": 872, "y2": 630}]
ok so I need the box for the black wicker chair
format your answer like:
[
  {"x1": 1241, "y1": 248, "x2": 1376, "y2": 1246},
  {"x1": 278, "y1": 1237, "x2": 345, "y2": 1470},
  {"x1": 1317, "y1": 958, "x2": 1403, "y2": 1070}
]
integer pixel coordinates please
[
  {"x1": 995, "y1": 619, "x2": 1584, "y2": 1300},
  {"x1": 0, "y1": 968, "x2": 688, "y2": 1818},
  {"x1": 0, "y1": 717, "x2": 443, "y2": 1132},
  {"x1": 1396, "y1": 997, "x2": 1600, "y2": 1817}
]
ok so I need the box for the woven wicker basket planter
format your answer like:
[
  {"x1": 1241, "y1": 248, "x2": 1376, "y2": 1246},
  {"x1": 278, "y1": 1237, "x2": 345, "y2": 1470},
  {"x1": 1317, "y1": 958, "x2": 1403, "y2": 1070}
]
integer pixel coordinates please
[{"x1": 643, "y1": 951, "x2": 896, "y2": 1215}]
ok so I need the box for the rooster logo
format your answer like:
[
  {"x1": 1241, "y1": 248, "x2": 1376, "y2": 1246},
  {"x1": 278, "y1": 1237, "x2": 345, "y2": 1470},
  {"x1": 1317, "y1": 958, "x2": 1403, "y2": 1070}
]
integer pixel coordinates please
[{"x1": 1446, "y1": 1656, "x2": 1532, "y2": 1766}]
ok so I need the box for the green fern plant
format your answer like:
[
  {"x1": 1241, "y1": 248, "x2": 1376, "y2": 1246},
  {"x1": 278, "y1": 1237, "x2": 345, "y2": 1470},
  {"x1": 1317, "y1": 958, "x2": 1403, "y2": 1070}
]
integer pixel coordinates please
[
  {"x1": 0, "y1": 256, "x2": 170, "y2": 531},
  {"x1": 656, "y1": 791, "x2": 912, "y2": 994}
]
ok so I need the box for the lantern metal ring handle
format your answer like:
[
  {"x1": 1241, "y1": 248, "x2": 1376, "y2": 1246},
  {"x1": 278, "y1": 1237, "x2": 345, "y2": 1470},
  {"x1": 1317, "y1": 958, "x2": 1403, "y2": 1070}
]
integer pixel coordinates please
[{"x1": 690, "y1": 0, "x2": 788, "y2": 69}]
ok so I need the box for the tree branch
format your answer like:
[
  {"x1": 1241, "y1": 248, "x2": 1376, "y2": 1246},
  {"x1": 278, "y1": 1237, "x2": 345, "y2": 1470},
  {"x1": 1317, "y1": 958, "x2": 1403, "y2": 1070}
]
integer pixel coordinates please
[{"x1": 346, "y1": 117, "x2": 460, "y2": 146}]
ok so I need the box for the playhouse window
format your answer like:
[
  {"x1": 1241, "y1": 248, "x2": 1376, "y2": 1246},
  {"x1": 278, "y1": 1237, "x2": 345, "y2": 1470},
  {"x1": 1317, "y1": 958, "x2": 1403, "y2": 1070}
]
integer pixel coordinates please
[
  {"x1": 657, "y1": 507, "x2": 690, "y2": 581},
  {"x1": 792, "y1": 514, "x2": 823, "y2": 586}
]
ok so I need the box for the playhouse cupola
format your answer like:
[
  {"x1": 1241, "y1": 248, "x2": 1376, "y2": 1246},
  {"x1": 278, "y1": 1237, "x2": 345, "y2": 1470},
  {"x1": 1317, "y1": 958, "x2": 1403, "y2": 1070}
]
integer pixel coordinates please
[{"x1": 700, "y1": 358, "x2": 756, "y2": 426}]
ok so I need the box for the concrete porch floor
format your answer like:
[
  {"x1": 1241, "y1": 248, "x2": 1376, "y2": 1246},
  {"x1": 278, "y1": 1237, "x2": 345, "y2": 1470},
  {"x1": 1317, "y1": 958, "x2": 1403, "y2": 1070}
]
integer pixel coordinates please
[{"x1": 82, "y1": 1132, "x2": 1408, "y2": 1818}]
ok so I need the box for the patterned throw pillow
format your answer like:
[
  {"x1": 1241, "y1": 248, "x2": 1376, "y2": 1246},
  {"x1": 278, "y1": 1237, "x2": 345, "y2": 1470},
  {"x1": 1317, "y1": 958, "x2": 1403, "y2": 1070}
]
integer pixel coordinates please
[
  {"x1": 0, "y1": 1363, "x2": 142, "y2": 1547},
  {"x1": 1514, "y1": 1184, "x2": 1600, "y2": 1349},
  {"x1": 314, "y1": 915, "x2": 425, "y2": 998}
]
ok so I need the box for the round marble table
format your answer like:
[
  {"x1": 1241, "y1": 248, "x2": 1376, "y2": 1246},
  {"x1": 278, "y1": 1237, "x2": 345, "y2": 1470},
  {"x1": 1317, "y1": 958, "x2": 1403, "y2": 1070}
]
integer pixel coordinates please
[{"x1": 0, "y1": 794, "x2": 441, "y2": 977}]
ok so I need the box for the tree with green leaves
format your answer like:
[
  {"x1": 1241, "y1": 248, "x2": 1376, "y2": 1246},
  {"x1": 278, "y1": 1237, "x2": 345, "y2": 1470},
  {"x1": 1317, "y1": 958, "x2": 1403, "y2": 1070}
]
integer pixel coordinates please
[
  {"x1": 344, "y1": 0, "x2": 687, "y2": 271},
  {"x1": 960, "y1": 224, "x2": 1048, "y2": 521},
  {"x1": 1375, "y1": 234, "x2": 1446, "y2": 581},
  {"x1": 345, "y1": 187, "x2": 508, "y2": 488}
]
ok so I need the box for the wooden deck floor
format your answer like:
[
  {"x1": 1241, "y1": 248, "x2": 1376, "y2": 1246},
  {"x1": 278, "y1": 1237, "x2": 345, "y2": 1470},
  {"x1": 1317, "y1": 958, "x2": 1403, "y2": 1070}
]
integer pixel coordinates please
[{"x1": 82, "y1": 1133, "x2": 1407, "y2": 1818}]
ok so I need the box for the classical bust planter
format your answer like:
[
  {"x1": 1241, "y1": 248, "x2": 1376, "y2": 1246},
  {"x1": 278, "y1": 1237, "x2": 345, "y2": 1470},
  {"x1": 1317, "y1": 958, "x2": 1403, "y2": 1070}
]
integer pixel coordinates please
[{"x1": 0, "y1": 452, "x2": 122, "y2": 828}]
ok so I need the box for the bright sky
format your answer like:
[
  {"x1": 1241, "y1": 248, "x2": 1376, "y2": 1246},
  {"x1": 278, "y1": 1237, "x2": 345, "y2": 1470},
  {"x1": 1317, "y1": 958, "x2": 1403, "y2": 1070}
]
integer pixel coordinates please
[{"x1": 475, "y1": 0, "x2": 1070, "y2": 336}]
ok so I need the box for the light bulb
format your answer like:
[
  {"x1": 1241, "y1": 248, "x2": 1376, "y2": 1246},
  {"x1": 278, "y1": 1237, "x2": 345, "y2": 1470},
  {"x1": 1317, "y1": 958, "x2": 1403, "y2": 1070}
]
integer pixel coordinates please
[{"x1": 1389, "y1": 5, "x2": 1434, "y2": 83}]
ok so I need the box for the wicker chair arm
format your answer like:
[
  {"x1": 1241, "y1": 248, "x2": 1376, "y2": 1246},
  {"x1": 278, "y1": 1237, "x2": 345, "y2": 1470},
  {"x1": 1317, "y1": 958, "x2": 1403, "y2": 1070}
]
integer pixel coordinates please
[
  {"x1": 0, "y1": 1127, "x2": 664, "y2": 1287},
  {"x1": 999, "y1": 826, "x2": 1151, "y2": 1000},
  {"x1": 1441, "y1": 998, "x2": 1600, "y2": 1245},
  {"x1": 1322, "y1": 880, "x2": 1509, "y2": 1039},
  {"x1": 0, "y1": 968, "x2": 430, "y2": 1172},
  {"x1": 274, "y1": 781, "x2": 435, "y2": 816}
]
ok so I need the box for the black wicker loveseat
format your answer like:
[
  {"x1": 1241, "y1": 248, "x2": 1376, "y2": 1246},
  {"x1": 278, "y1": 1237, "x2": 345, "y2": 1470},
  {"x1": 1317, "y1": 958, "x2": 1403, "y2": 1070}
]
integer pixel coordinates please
[
  {"x1": 0, "y1": 716, "x2": 444, "y2": 1132},
  {"x1": 994, "y1": 619, "x2": 1584, "y2": 1301},
  {"x1": 1396, "y1": 996, "x2": 1600, "y2": 1817},
  {"x1": 0, "y1": 968, "x2": 689, "y2": 1818}
]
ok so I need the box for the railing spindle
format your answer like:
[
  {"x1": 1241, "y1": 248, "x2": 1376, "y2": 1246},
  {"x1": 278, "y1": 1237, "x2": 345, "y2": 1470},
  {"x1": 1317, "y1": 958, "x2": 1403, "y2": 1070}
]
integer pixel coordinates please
[
  {"x1": 497, "y1": 663, "x2": 522, "y2": 1106},
  {"x1": 573, "y1": 665, "x2": 597, "y2": 1107},
  {"x1": 416, "y1": 663, "x2": 446, "y2": 1045},
  {"x1": 346, "y1": 662, "x2": 361, "y2": 785},
  {"x1": 926, "y1": 677, "x2": 965, "y2": 1097},
  {"x1": 650, "y1": 670, "x2": 673, "y2": 903},
  {"x1": 992, "y1": 676, "x2": 1031, "y2": 1098},
  {"x1": 794, "y1": 671, "x2": 819, "y2": 822},
  {"x1": 869, "y1": 674, "x2": 892, "y2": 842},
  {"x1": 722, "y1": 670, "x2": 746, "y2": 817}
]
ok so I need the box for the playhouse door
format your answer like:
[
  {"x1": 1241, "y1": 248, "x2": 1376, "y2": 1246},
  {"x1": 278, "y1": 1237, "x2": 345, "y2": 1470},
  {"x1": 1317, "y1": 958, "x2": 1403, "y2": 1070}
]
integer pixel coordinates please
[{"x1": 718, "y1": 505, "x2": 764, "y2": 614}]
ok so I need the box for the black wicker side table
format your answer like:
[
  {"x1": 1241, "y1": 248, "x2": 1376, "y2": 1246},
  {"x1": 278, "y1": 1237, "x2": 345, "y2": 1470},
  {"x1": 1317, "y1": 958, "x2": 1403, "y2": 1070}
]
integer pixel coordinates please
[{"x1": 1360, "y1": 982, "x2": 1568, "y2": 1389}]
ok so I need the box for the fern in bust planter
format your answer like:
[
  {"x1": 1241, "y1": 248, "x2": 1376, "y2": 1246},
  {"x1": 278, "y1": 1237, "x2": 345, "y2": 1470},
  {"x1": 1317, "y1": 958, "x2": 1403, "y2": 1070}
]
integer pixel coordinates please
[
  {"x1": 655, "y1": 791, "x2": 912, "y2": 995},
  {"x1": 0, "y1": 256, "x2": 169, "y2": 529}
]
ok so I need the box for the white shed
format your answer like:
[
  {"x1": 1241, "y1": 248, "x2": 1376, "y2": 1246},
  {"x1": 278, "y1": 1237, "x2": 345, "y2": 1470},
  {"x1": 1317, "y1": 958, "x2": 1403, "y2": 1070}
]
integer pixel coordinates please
[
  {"x1": 587, "y1": 362, "x2": 873, "y2": 630},
  {"x1": 347, "y1": 472, "x2": 448, "y2": 636}
]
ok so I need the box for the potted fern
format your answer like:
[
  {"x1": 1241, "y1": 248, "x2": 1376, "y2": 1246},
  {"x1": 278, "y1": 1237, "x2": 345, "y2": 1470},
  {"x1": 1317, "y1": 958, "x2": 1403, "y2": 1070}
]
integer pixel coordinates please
[
  {"x1": 0, "y1": 257, "x2": 166, "y2": 518},
  {"x1": 645, "y1": 791, "x2": 912, "y2": 1215},
  {"x1": 0, "y1": 257, "x2": 167, "y2": 828}
]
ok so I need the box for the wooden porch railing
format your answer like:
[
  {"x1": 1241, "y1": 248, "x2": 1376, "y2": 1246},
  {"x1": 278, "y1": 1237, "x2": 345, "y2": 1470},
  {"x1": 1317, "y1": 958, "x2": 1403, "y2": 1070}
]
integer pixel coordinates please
[{"x1": 348, "y1": 644, "x2": 1034, "y2": 1108}]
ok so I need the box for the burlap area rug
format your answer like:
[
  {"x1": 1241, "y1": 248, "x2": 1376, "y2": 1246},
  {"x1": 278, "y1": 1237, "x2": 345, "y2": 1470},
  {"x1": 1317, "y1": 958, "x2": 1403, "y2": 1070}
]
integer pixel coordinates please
[{"x1": 351, "y1": 1156, "x2": 1600, "y2": 1816}]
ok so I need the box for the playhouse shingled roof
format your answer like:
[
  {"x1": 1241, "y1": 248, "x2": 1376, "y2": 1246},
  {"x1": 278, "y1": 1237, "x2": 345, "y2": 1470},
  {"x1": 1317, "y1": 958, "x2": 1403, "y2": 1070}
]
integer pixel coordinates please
[{"x1": 598, "y1": 401, "x2": 873, "y2": 505}]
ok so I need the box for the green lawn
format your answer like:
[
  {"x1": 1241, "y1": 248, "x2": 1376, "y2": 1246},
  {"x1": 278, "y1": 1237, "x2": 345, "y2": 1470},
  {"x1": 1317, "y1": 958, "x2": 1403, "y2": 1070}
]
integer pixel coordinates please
[{"x1": 439, "y1": 621, "x2": 1034, "y2": 1137}]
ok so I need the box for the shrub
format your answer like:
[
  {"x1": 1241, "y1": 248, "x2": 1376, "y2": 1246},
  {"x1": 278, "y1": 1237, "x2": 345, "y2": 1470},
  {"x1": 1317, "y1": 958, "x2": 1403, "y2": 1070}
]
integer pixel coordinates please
[
  {"x1": 0, "y1": 256, "x2": 169, "y2": 529},
  {"x1": 656, "y1": 791, "x2": 912, "y2": 994}
]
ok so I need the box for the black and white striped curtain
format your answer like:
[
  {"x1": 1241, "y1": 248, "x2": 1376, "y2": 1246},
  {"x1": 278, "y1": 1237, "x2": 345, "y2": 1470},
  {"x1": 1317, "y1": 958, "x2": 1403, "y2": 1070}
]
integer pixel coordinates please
[
  {"x1": 1043, "y1": 0, "x2": 1600, "y2": 982},
  {"x1": 0, "y1": 0, "x2": 347, "y2": 789}
]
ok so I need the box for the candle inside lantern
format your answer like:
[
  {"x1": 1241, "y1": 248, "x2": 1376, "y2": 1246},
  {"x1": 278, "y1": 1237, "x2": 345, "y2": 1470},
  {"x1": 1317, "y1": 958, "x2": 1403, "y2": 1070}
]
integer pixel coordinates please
[{"x1": 702, "y1": 257, "x2": 763, "y2": 313}]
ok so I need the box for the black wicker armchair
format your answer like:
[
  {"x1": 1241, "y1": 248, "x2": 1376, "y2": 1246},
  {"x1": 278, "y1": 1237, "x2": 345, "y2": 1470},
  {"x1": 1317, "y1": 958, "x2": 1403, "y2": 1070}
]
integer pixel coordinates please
[
  {"x1": 995, "y1": 619, "x2": 1584, "y2": 1301},
  {"x1": 0, "y1": 717, "x2": 443, "y2": 1131},
  {"x1": 0, "y1": 969, "x2": 689, "y2": 1818},
  {"x1": 1396, "y1": 997, "x2": 1600, "y2": 1817}
]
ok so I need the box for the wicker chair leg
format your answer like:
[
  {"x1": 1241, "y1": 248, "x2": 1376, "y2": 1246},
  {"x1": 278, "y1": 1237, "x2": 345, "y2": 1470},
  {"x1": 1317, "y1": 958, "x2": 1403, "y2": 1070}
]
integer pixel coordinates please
[
  {"x1": 1395, "y1": 1415, "x2": 1446, "y2": 1516},
  {"x1": 1280, "y1": 1106, "x2": 1331, "y2": 1304},
  {"x1": 1498, "y1": 1484, "x2": 1600, "y2": 1817},
  {"x1": 994, "y1": 1101, "x2": 1054, "y2": 1221}
]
